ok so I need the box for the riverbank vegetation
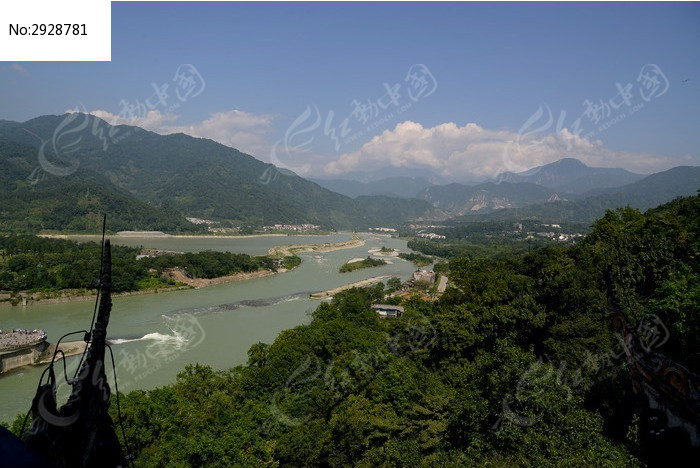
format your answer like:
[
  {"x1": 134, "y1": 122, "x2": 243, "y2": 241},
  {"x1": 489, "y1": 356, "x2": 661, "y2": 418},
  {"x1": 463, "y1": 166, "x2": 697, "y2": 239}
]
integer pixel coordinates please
[
  {"x1": 339, "y1": 256, "x2": 387, "y2": 273},
  {"x1": 398, "y1": 252, "x2": 432, "y2": 266},
  {"x1": 20, "y1": 195, "x2": 685, "y2": 466},
  {"x1": 0, "y1": 235, "x2": 300, "y2": 299},
  {"x1": 139, "y1": 251, "x2": 275, "y2": 279},
  {"x1": 407, "y1": 236, "x2": 550, "y2": 259}
]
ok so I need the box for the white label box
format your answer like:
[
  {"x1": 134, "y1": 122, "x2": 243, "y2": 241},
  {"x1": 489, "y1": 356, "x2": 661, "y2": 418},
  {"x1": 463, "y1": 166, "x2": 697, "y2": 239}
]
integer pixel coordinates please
[{"x1": 0, "y1": 0, "x2": 110, "y2": 61}]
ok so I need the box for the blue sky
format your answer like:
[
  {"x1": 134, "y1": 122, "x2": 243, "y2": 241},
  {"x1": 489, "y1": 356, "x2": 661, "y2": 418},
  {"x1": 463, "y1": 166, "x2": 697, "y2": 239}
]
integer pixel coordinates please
[{"x1": 2, "y1": 2, "x2": 699, "y2": 180}]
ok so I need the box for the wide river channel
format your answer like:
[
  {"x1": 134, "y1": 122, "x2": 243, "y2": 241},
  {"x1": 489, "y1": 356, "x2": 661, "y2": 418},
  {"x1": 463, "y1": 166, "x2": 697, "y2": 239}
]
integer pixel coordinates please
[{"x1": 0, "y1": 232, "x2": 417, "y2": 423}]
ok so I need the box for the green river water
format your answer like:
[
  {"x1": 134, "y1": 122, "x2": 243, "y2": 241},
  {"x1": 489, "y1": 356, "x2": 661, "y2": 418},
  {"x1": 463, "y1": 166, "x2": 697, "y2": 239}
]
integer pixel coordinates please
[{"x1": 0, "y1": 233, "x2": 416, "y2": 423}]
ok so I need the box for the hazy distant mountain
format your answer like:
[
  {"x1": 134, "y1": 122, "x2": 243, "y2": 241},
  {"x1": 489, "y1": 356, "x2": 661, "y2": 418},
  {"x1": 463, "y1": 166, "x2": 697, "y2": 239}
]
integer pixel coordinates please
[
  {"x1": 594, "y1": 166, "x2": 700, "y2": 207},
  {"x1": 419, "y1": 181, "x2": 565, "y2": 215},
  {"x1": 470, "y1": 166, "x2": 700, "y2": 224},
  {"x1": 311, "y1": 177, "x2": 433, "y2": 199},
  {"x1": 0, "y1": 114, "x2": 437, "y2": 231},
  {"x1": 320, "y1": 166, "x2": 447, "y2": 184},
  {"x1": 496, "y1": 158, "x2": 645, "y2": 194}
]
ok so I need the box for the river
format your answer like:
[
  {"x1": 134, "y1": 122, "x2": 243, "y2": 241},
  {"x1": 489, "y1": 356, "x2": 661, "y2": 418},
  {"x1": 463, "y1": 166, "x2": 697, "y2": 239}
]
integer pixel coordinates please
[{"x1": 0, "y1": 233, "x2": 417, "y2": 423}]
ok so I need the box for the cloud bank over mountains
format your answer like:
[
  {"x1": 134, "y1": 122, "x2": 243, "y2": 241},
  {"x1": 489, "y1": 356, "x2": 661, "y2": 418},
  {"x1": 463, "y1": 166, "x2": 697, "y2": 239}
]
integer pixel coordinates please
[
  {"x1": 86, "y1": 108, "x2": 694, "y2": 181},
  {"x1": 324, "y1": 121, "x2": 688, "y2": 178},
  {"x1": 87, "y1": 108, "x2": 274, "y2": 158}
]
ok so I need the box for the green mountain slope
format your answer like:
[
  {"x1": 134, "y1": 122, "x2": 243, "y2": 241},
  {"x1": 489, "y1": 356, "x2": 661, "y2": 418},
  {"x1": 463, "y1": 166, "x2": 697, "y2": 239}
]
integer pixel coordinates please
[
  {"x1": 0, "y1": 138, "x2": 204, "y2": 233},
  {"x1": 0, "y1": 114, "x2": 436, "y2": 230}
]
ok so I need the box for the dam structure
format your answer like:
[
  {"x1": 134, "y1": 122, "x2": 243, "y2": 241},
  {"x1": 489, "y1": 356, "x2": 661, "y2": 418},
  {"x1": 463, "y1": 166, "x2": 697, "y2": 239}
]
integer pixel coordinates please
[{"x1": 0, "y1": 329, "x2": 48, "y2": 374}]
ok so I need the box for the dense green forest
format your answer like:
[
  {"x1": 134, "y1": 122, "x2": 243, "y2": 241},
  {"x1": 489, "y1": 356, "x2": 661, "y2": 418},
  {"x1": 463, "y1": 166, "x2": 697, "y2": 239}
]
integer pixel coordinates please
[
  {"x1": 407, "y1": 236, "x2": 551, "y2": 260},
  {"x1": 0, "y1": 138, "x2": 204, "y2": 234},
  {"x1": 6, "y1": 195, "x2": 691, "y2": 465},
  {"x1": 398, "y1": 252, "x2": 433, "y2": 266},
  {"x1": 339, "y1": 256, "x2": 388, "y2": 273},
  {"x1": 0, "y1": 236, "x2": 297, "y2": 297},
  {"x1": 139, "y1": 251, "x2": 275, "y2": 279},
  {"x1": 0, "y1": 235, "x2": 157, "y2": 293}
]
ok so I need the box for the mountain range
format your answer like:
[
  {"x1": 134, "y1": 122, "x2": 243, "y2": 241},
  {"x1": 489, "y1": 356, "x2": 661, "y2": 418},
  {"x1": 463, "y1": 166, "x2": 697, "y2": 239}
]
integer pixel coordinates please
[
  {"x1": 495, "y1": 157, "x2": 645, "y2": 194},
  {"x1": 418, "y1": 181, "x2": 565, "y2": 216},
  {"x1": 461, "y1": 166, "x2": 700, "y2": 224},
  {"x1": 0, "y1": 114, "x2": 437, "y2": 232},
  {"x1": 0, "y1": 113, "x2": 697, "y2": 232},
  {"x1": 310, "y1": 158, "x2": 655, "y2": 208}
]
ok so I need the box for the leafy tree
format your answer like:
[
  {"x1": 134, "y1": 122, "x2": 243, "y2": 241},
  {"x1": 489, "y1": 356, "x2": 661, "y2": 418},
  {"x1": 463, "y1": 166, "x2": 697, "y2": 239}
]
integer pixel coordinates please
[{"x1": 386, "y1": 277, "x2": 403, "y2": 293}]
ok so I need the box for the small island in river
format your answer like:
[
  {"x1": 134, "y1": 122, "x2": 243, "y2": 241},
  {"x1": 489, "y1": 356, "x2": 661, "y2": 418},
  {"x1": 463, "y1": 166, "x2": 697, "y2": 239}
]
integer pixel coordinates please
[{"x1": 339, "y1": 256, "x2": 387, "y2": 273}]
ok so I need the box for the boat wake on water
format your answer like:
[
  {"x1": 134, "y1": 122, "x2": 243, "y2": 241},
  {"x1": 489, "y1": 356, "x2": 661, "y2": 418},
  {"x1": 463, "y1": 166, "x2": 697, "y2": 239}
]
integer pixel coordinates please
[{"x1": 108, "y1": 331, "x2": 188, "y2": 346}]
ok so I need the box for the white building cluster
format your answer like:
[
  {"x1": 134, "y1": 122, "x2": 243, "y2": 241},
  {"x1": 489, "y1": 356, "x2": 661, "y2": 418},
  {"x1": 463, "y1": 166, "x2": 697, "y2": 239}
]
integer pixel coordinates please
[
  {"x1": 263, "y1": 224, "x2": 320, "y2": 231},
  {"x1": 417, "y1": 232, "x2": 446, "y2": 240}
]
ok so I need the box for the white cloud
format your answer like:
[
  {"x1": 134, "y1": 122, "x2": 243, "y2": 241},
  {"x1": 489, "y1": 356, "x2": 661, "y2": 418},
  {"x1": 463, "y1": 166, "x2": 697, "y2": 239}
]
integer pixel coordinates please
[
  {"x1": 8, "y1": 63, "x2": 29, "y2": 76},
  {"x1": 320, "y1": 120, "x2": 679, "y2": 180},
  {"x1": 161, "y1": 110, "x2": 274, "y2": 157},
  {"x1": 84, "y1": 109, "x2": 274, "y2": 157},
  {"x1": 79, "y1": 106, "x2": 691, "y2": 180},
  {"x1": 88, "y1": 109, "x2": 179, "y2": 129}
]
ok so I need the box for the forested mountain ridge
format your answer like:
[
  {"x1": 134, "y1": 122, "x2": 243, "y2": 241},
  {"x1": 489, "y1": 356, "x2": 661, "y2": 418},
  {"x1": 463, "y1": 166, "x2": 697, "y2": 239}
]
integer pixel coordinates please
[
  {"x1": 2, "y1": 114, "x2": 696, "y2": 232},
  {"x1": 0, "y1": 114, "x2": 437, "y2": 231},
  {"x1": 0, "y1": 137, "x2": 200, "y2": 233}
]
